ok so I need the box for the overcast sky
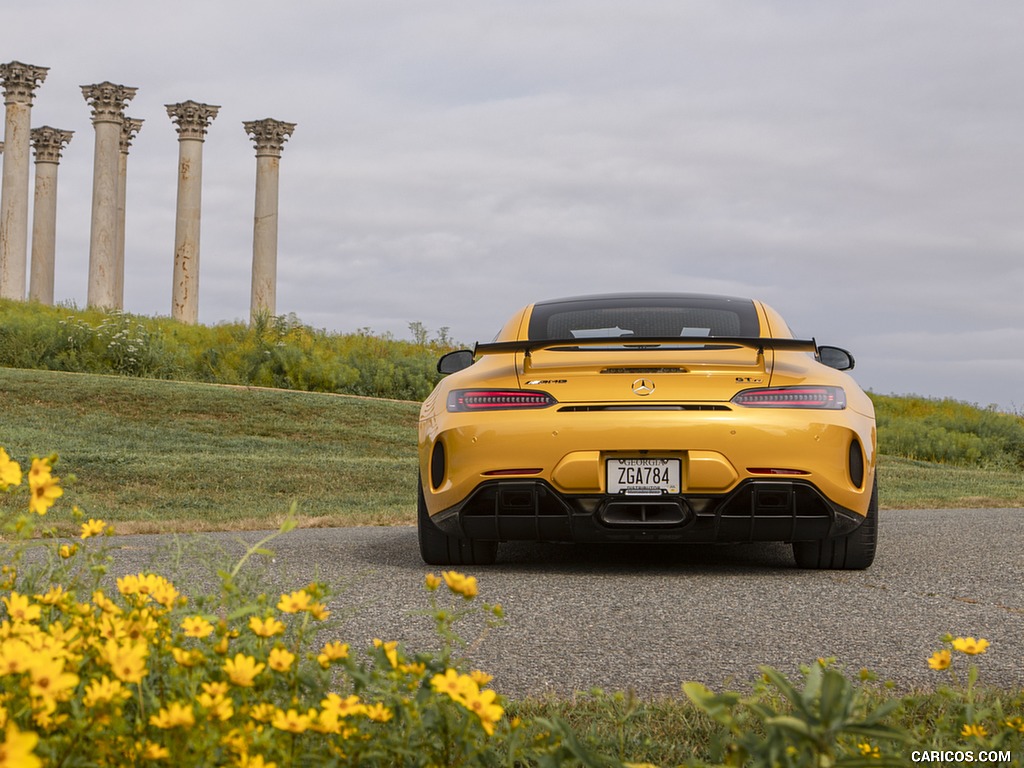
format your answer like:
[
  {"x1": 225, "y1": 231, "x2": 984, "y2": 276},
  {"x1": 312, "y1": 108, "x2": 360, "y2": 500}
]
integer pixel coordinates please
[{"x1": 4, "y1": 1, "x2": 1023, "y2": 410}]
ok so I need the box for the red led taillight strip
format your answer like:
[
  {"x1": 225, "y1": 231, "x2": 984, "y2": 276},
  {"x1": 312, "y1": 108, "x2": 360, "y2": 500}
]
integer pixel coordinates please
[
  {"x1": 447, "y1": 390, "x2": 557, "y2": 412},
  {"x1": 731, "y1": 386, "x2": 846, "y2": 410}
]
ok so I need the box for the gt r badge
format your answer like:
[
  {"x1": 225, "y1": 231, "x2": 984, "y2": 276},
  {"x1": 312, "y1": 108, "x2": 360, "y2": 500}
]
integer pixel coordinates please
[{"x1": 631, "y1": 378, "x2": 655, "y2": 396}]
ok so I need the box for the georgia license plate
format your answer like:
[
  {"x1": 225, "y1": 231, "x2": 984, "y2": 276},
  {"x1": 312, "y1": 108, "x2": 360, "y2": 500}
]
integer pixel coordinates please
[{"x1": 606, "y1": 458, "x2": 681, "y2": 495}]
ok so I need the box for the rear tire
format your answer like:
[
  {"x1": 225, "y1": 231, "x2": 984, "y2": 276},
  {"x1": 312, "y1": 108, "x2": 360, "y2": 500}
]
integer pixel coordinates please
[
  {"x1": 793, "y1": 479, "x2": 877, "y2": 570},
  {"x1": 417, "y1": 478, "x2": 498, "y2": 566}
]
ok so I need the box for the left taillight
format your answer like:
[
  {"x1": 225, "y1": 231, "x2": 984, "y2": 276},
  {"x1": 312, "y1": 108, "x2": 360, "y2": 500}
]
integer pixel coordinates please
[
  {"x1": 446, "y1": 389, "x2": 557, "y2": 412},
  {"x1": 731, "y1": 386, "x2": 846, "y2": 410}
]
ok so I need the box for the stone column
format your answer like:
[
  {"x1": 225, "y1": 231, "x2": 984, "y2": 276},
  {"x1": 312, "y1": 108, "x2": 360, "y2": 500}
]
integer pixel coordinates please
[
  {"x1": 82, "y1": 82, "x2": 137, "y2": 309},
  {"x1": 114, "y1": 118, "x2": 143, "y2": 309},
  {"x1": 28, "y1": 127, "x2": 73, "y2": 305},
  {"x1": 244, "y1": 118, "x2": 296, "y2": 322},
  {"x1": 166, "y1": 101, "x2": 219, "y2": 324},
  {"x1": 1, "y1": 61, "x2": 48, "y2": 300}
]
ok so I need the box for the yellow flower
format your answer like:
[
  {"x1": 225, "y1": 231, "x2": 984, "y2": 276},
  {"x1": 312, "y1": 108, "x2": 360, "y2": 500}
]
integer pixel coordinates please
[
  {"x1": 268, "y1": 647, "x2": 296, "y2": 673},
  {"x1": 431, "y1": 669, "x2": 478, "y2": 705},
  {"x1": 3, "y1": 592, "x2": 41, "y2": 623},
  {"x1": 952, "y1": 637, "x2": 990, "y2": 655},
  {"x1": 858, "y1": 742, "x2": 881, "y2": 759},
  {"x1": 249, "y1": 703, "x2": 278, "y2": 723},
  {"x1": 0, "y1": 448, "x2": 23, "y2": 490},
  {"x1": 0, "y1": 722, "x2": 42, "y2": 768},
  {"x1": 277, "y1": 590, "x2": 312, "y2": 613},
  {"x1": 321, "y1": 693, "x2": 365, "y2": 719},
  {"x1": 58, "y1": 544, "x2": 78, "y2": 559},
  {"x1": 271, "y1": 707, "x2": 314, "y2": 733},
  {"x1": 1005, "y1": 717, "x2": 1024, "y2": 733},
  {"x1": 181, "y1": 616, "x2": 214, "y2": 639},
  {"x1": 470, "y1": 669, "x2": 494, "y2": 687},
  {"x1": 463, "y1": 688, "x2": 503, "y2": 735},
  {"x1": 102, "y1": 640, "x2": 149, "y2": 684},
  {"x1": 317, "y1": 641, "x2": 349, "y2": 669},
  {"x1": 26, "y1": 656, "x2": 79, "y2": 707},
  {"x1": 0, "y1": 639, "x2": 33, "y2": 675},
  {"x1": 150, "y1": 701, "x2": 195, "y2": 729},
  {"x1": 27, "y1": 459, "x2": 62, "y2": 515},
  {"x1": 424, "y1": 573, "x2": 441, "y2": 591},
  {"x1": 400, "y1": 662, "x2": 427, "y2": 677},
  {"x1": 83, "y1": 675, "x2": 130, "y2": 708},
  {"x1": 372, "y1": 638, "x2": 400, "y2": 668},
  {"x1": 961, "y1": 723, "x2": 988, "y2": 738},
  {"x1": 442, "y1": 571, "x2": 478, "y2": 599},
  {"x1": 239, "y1": 755, "x2": 276, "y2": 768},
  {"x1": 310, "y1": 602, "x2": 331, "y2": 621},
  {"x1": 198, "y1": 692, "x2": 234, "y2": 722},
  {"x1": 364, "y1": 703, "x2": 393, "y2": 723},
  {"x1": 224, "y1": 653, "x2": 265, "y2": 687},
  {"x1": 135, "y1": 741, "x2": 170, "y2": 760},
  {"x1": 201, "y1": 681, "x2": 229, "y2": 698},
  {"x1": 79, "y1": 518, "x2": 108, "y2": 539},
  {"x1": 35, "y1": 586, "x2": 67, "y2": 606},
  {"x1": 248, "y1": 615, "x2": 286, "y2": 637},
  {"x1": 927, "y1": 650, "x2": 951, "y2": 670},
  {"x1": 92, "y1": 590, "x2": 122, "y2": 615}
]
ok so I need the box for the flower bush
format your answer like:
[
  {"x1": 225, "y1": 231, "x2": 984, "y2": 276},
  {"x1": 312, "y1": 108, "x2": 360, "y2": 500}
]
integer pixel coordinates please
[
  {"x1": 0, "y1": 448, "x2": 601, "y2": 767},
  {"x1": 2, "y1": 445, "x2": 1021, "y2": 767}
]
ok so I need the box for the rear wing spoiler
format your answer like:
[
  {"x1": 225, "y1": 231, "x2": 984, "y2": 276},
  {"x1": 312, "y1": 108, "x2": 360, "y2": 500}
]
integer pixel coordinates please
[{"x1": 473, "y1": 336, "x2": 818, "y2": 357}]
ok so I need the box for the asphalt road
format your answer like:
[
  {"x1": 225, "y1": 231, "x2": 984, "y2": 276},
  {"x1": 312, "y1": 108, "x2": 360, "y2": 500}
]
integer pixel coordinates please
[{"x1": 100, "y1": 508, "x2": 1023, "y2": 699}]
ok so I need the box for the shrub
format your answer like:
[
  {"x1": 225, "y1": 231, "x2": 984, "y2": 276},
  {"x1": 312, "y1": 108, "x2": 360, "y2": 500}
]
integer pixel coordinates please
[
  {"x1": 0, "y1": 447, "x2": 605, "y2": 767},
  {"x1": 0, "y1": 301, "x2": 452, "y2": 401}
]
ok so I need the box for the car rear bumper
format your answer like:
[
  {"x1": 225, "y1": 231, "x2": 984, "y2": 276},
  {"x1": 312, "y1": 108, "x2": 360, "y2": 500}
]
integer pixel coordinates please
[{"x1": 431, "y1": 478, "x2": 865, "y2": 544}]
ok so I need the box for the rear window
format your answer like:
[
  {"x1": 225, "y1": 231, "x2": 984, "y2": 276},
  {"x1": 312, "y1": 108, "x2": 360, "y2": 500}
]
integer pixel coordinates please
[{"x1": 527, "y1": 295, "x2": 760, "y2": 340}]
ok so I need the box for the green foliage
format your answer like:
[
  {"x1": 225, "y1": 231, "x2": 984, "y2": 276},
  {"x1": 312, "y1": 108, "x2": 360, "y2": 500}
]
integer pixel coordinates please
[
  {"x1": 870, "y1": 393, "x2": 1024, "y2": 469},
  {"x1": 0, "y1": 456, "x2": 598, "y2": 767},
  {"x1": 0, "y1": 300, "x2": 457, "y2": 401}
]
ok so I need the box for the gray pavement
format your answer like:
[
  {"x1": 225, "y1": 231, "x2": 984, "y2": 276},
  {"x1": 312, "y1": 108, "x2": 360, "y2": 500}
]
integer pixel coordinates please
[{"x1": 93, "y1": 508, "x2": 1024, "y2": 699}]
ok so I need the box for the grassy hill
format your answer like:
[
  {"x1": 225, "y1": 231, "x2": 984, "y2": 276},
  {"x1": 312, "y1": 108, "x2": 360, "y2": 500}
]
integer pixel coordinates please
[
  {"x1": 3, "y1": 365, "x2": 1023, "y2": 535},
  {"x1": 1, "y1": 367, "x2": 419, "y2": 533}
]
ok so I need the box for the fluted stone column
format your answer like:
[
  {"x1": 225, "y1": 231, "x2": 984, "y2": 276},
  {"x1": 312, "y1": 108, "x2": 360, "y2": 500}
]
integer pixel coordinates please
[
  {"x1": 244, "y1": 118, "x2": 296, "y2": 322},
  {"x1": 115, "y1": 118, "x2": 143, "y2": 309},
  {"x1": 1, "y1": 61, "x2": 48, "y2": 300},
  {"x1": 28, "y1": 127, "x2": 73, "y2": 305},
  {"x1": 166, "y1": 101, "x2": 219, "y2": 324},
  {"x1": 82, "y1": 82, "x2": 136, "y2": 309}
]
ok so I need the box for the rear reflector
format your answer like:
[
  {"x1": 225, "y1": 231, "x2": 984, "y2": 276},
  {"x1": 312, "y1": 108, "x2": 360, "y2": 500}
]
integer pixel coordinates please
[
  {"x1": 747, "y1": 468, "x2": 811, "y2": 476},
  {"x1": 731, "y1": 386, "x2": 846, "y2": 409},
  {"x1": 482, "y1": 468, "x2": 543, "y2": 476},
  {"x1": 447, "y1": 389, "x2": 557, "y2": 412}
]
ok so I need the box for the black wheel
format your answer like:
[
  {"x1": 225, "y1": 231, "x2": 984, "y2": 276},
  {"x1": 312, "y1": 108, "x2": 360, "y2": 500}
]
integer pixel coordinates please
[
  {"x1": 793, "y1": 480, "x2": 878, "y2": 570},
  {"x1": 417, "y1": 478, "x2": 498, "y2": 566}
]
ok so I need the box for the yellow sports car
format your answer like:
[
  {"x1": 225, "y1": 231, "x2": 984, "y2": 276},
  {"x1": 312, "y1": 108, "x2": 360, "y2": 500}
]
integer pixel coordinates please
[{"x1": 418, "y1": 293, "x2": 877, "y2": 569}]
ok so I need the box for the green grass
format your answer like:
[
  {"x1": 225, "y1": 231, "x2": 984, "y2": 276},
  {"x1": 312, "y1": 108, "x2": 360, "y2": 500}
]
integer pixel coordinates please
[
  {"x1": 3, "y1": 366, "x2": 1024, "y2": 536},
  {"x1": 1, "y1": 367, "x2": 420, "y2": 533}
]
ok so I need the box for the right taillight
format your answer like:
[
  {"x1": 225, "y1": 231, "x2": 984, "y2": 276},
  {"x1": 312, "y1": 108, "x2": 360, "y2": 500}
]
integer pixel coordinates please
[
  {"x1": 446, "y1": 389, "x2": 557, "y2": 412},
  {"x1": 731, "y1": 386, "x2": 847, "y2": 410}
]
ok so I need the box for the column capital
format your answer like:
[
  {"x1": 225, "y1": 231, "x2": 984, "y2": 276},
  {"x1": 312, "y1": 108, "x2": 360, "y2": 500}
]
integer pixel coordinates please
[
  {"x1": 119, "y1": 117, "x2": 144, "y2": 152},
  {"x1": 166, "y1": 101, "x2": 220, "y2": 141},
  {"x1": 0, "y1": 61, "x2": 49, "y2": 106},
  {"x1": 81, "y1": 82, "x2": 138, "y2": 124},
  {"x1": 30, "y1": 127, "x2": 73, "y2": 164},
  {"x1": 243, "y1": 118, "x2": 296, "y2": 158}
]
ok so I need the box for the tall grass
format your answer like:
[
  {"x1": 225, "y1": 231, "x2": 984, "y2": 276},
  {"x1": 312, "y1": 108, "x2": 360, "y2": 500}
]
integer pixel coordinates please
[
  {"x1": 0, "y1": 300, "x2": 454, "y2": 401},
  {"x1": 872, "y1": 393, "x2": 1024, "y2": 469}
]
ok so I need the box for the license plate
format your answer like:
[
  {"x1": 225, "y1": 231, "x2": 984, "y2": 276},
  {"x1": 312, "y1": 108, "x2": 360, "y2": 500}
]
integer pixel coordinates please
[{"x1": 607, "y1": 458, "x2": 681, "y2": 495}]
